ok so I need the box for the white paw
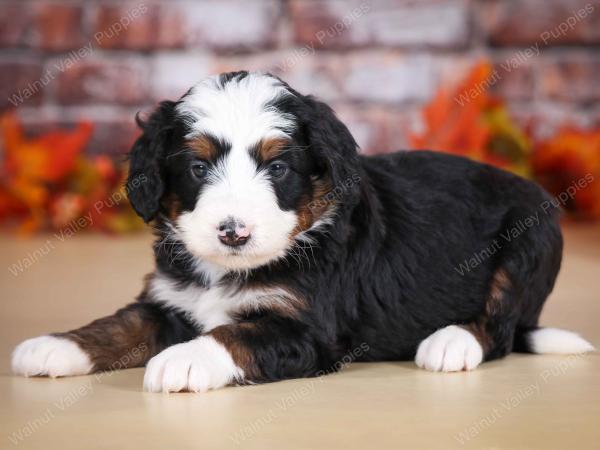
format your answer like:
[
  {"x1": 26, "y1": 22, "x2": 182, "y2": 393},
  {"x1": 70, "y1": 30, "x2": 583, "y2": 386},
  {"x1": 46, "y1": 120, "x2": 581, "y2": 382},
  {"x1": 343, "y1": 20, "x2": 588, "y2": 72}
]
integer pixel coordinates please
[
  {"x1": 143, "y1": 336, "x2": 244, "y2": 393},
  {"x1": 12, "y1": 335, "x2": 93, "y2": 377},
  {"x1": 415, "y1": 325, "x2": 483, "y2": 372}
]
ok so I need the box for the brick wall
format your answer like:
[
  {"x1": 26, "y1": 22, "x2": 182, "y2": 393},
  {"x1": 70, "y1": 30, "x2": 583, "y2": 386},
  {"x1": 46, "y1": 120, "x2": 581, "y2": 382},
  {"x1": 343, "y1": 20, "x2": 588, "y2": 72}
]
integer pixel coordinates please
[{"x1": 1, "y1": 0, "x2": 599, "y2": 157}]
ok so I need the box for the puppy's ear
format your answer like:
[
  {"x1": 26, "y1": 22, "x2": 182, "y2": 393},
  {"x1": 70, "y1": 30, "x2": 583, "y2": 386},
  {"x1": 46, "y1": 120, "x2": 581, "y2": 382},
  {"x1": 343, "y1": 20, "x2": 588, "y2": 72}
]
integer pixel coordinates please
[
  {"x1": 126, "y1": 101, "x2": 176, "y2": 223},
  {"x1": 302, "y1": 96, "x2": 361, "y2": 203}
]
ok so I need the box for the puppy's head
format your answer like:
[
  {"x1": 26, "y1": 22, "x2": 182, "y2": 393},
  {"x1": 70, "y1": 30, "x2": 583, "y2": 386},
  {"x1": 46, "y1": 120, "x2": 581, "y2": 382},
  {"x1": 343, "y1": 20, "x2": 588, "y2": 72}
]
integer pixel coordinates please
[{"x1": 127, "y1": 71, "x2": 360, "y2": 271}]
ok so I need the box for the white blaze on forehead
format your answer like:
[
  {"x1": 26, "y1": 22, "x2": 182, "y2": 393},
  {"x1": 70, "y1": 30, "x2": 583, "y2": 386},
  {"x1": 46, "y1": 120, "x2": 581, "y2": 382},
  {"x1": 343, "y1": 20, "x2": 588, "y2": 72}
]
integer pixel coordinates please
[
  {"x1": 176, "y1": 72, "x2": 295, "y2": 146},
  {"x1": 175, "y1": 73, "x2": 299, "y2": 271}
]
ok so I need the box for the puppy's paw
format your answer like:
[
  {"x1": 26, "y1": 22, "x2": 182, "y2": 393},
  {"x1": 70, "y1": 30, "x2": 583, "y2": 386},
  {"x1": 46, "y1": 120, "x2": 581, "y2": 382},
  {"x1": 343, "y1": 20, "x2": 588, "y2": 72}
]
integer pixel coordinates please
[
  {"x1": 415, "y1": 325, "x2": 483, "y2": 372},
  {"x1": 143, "y1": 336, "x2": 244, "y2": 393},
  {"x1": 12, "y1": 335, "x2": 93, "y2": 377}
]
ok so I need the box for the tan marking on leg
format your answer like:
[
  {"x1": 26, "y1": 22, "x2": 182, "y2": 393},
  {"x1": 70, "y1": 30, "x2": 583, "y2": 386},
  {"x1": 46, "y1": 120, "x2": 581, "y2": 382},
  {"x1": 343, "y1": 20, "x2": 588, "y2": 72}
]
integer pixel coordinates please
[
  {"x1": 487, "y1": 268, "x2": 510, "y2": 315},
  {"x1": 61, "y1": 303, "x2": 162, "y2": 372},
  {"x1": 461, "y1": 322, "x2": 492, "y2": 354},
  {"x1": 210, "y1": 323, "x2": 260, "y2": 380},
  {"x1": 462, "y1": 268, "x2": 513, "y2": 354}
]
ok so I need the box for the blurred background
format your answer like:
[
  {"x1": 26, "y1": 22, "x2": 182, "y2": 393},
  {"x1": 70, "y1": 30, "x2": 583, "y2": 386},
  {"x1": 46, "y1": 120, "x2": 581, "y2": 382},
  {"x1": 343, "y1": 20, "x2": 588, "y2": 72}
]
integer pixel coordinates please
[
  {"x1": 1, "y1": 2, "x2": 600, "y2": 442},
  {"x1": 0, "y1": 0, "x2": 599, "y2": 232}
]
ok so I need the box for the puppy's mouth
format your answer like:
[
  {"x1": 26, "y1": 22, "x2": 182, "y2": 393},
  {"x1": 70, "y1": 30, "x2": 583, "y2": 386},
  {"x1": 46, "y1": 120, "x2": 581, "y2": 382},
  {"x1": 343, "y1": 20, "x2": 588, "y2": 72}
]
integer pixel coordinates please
[
  {"x1": 223, "y1": 247, "x2": 245, "y2": 256},
  {"x1": 204, "y1": 245, "x2": 287, "y2": 271}
]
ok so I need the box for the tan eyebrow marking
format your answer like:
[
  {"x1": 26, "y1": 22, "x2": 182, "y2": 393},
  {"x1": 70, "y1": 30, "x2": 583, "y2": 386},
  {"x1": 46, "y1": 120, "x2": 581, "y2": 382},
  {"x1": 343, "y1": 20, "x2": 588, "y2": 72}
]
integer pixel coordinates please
[
  {"x1": 258, "y1": 138, "x2": 290, "y2": 161},
  {"x1": 187, "y1": 135, "x2": 217, "y2": 160}
]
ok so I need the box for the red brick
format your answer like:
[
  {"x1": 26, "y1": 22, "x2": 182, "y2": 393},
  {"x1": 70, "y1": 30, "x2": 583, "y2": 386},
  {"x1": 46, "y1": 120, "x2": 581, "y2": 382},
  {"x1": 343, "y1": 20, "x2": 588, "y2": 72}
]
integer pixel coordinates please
[
  {"x1": 55, "y1": 59, "x2": 149, "y2": 106},
  {"x1": 87, "y1": 118, "x2": 141, "y2": 156},
  {"x1": 539, "y1": 55, "x2": 600, "y2": 104},
  {"x1": 435, "y1": 55, "x2": 535, "y2": 102},
  {"x1": 213, "y1": 53, "x2": 284, "y2": 75},
  {"x1": 17, "y1": 109, "x2": 141, "y2": 156},
  {"x1": 334, "y1": 104, "x2": 417, "y2": 154},
  {"x1": 342, "y1": 52, "x2": 436, "y2": 104},
  {"x1": 271, "y1": 55, "x2": 344, "y2": 102},
  {"x1": 93, "y1": 1, "x2": 281, "y2": 51},
  {"x1": 505, "y1": 102, "x2": 600, "y2": 140},
  {"x1": 290, "y1": 0, "x2": 470, "y2": 49},
  {"x1": 0, "y1": 2, "x2": 31, "y2": 47},
  {"x1": 182, "y1": 0, "x2": 281, "y2": 52},
  {"x1": 14, "y1": 113, "x2": 67, "y2": 139},
  {"x1": 436, "y1": 56, "x2": 479, "y2": 89},
  {"x1": 212, "y1": 53, "x2": 343, "y2": 101},
  {"x1": 155, "y1": 6, "x2": 189, "y2": 49},
  {"x1": 436, "y1": 54, "x2": 537, "y2": 100},
  {"x1": 0, "y1": 61, "x2": 45, "y2": 108},
  {"x1": 151, "y1": 54, "x2": 213, "y2": 101},
  {"x1": 491, "y1": 58, "x2": 535, "y2": 101},
  {"x1": 93, "y1": 3, "x2": 185, "y2": 50},
  {"x1": 31, "y1": 2, "x2": 85, "y2": 51},
  {"x1": 479, "y1": 0, "x2": 600, "y2": 47},
  {"x1": 153, "y1": 52, "x2": 341, "y2": 103}
]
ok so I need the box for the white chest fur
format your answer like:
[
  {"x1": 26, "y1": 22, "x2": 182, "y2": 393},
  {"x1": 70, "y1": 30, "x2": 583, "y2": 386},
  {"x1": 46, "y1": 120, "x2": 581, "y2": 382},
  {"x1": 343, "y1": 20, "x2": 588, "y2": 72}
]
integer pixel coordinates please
[{"x1": 148, "y1": 271, "x2": 289, "y2": 331}]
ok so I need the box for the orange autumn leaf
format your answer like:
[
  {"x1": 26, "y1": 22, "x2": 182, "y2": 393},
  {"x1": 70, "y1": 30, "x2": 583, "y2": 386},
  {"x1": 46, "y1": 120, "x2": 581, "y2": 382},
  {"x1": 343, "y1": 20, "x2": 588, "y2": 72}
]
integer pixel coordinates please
[
  {"x1": 0, "y1": 112, "x2": 144, "y2": 234},
  {"x1": 1, "y1": 113, "x2": 93, "y2": 183},
  {"x1": 532, "y1": 127, "x2": 600, "y2": 220},
  {"x1": 410, "y1": 61, "x2": 493, "y2": 158},
  {"x1": 532, "y1": 128, "x2": 600, "y2": 174},
  {"x1": 409, "y1": 60, "x2": 532, "y2": 177},
  {"x1": 0, "y1": 113, "x2": 94, "y2": 232}
]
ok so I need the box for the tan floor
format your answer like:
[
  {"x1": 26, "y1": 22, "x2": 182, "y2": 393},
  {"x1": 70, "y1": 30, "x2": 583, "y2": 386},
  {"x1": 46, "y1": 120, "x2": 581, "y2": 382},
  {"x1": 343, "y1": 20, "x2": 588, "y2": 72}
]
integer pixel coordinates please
[{"x1": 0, "y1": 226, "x2": 599, "y2": 450}]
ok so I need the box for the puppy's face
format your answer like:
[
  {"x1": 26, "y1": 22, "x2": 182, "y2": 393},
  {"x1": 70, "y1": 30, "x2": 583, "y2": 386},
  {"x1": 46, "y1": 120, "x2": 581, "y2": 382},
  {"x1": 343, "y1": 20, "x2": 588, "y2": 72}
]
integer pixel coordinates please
[
  {"x1": 172, "y1": 136, "x2": 303, "y2": 271},
  {"x1": 127, "y1": 72, "x2": 358, "y2": 272}
]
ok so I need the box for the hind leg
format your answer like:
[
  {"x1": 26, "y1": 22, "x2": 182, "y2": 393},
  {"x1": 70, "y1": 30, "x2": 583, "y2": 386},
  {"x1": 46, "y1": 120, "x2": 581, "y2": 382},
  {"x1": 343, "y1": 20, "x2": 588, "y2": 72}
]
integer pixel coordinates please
[
  {"x1": 417, "y1": 204, "x2": 563, "y2": 372},
  {"x1": 416, "y1": 269, "x2": 520, "y2": 371}
]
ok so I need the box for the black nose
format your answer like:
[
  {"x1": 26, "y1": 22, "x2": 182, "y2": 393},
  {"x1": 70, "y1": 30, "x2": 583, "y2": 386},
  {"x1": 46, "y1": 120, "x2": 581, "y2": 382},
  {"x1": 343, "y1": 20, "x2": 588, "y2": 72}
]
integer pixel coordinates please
[{"x1": 217, "y1": 219, "x2": 250, "y2": 247}]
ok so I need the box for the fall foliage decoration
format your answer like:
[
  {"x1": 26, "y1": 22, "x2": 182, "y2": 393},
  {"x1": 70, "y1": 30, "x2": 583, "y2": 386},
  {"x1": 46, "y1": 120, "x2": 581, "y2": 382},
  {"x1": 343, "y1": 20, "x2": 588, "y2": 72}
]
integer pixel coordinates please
[
  {"x1": 410, "y1": 61, "x2": 600, "y2": 220},
  {"x1": 0, "y1": 113, "x2": 144, "y2": 234},
  {"x1": 531, "y1": 127, "x2": 600, "y2": 220},
  {"x1": 0, "y1": 60, "x2": 598, "y2": 235}
]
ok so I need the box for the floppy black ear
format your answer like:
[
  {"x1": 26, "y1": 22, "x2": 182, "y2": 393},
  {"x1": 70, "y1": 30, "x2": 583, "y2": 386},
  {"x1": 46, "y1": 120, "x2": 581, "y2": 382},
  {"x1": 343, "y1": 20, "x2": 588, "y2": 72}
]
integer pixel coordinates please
[
  {"x1": 302, "y1": 96, "x2": 361, "y2": 204},
  {"x1": 126, "y1": 101, "x2": 176, "y2": 223}
]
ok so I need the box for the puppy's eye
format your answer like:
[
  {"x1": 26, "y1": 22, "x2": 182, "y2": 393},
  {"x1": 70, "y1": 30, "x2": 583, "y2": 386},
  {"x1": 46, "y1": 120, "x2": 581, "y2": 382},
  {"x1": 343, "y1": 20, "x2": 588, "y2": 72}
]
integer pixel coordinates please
[
  {"x1": 190, "y1": 162, "x2": 208, "y2": 179},
  {"x1": 268, "y1": 161, "x2": 288, "y2": 179}
]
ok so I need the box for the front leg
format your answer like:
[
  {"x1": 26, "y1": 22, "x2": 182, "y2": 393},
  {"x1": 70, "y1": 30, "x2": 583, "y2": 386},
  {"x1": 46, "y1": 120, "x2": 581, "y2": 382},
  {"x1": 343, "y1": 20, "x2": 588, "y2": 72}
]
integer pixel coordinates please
[
  {"x1": 12, "y1": 302, "x2": 196, "y2": 377},
  {"x1": 144, "y1": 315, "x2": 326, "y2": 393}
]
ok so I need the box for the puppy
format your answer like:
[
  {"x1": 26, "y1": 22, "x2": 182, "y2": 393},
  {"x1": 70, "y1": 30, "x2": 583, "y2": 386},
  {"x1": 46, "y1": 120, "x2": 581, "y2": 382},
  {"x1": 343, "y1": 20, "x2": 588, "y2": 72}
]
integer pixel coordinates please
[{"x1": 12, "y1": 71, "x2": 594, "y2": 392}]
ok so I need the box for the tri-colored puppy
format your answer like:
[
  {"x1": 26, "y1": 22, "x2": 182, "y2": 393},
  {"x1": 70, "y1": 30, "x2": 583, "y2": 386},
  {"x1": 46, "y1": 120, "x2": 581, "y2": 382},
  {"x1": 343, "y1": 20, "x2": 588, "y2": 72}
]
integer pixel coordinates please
[{"x1": 12, "y1": 72, "x2": 594, "y2": 392}]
